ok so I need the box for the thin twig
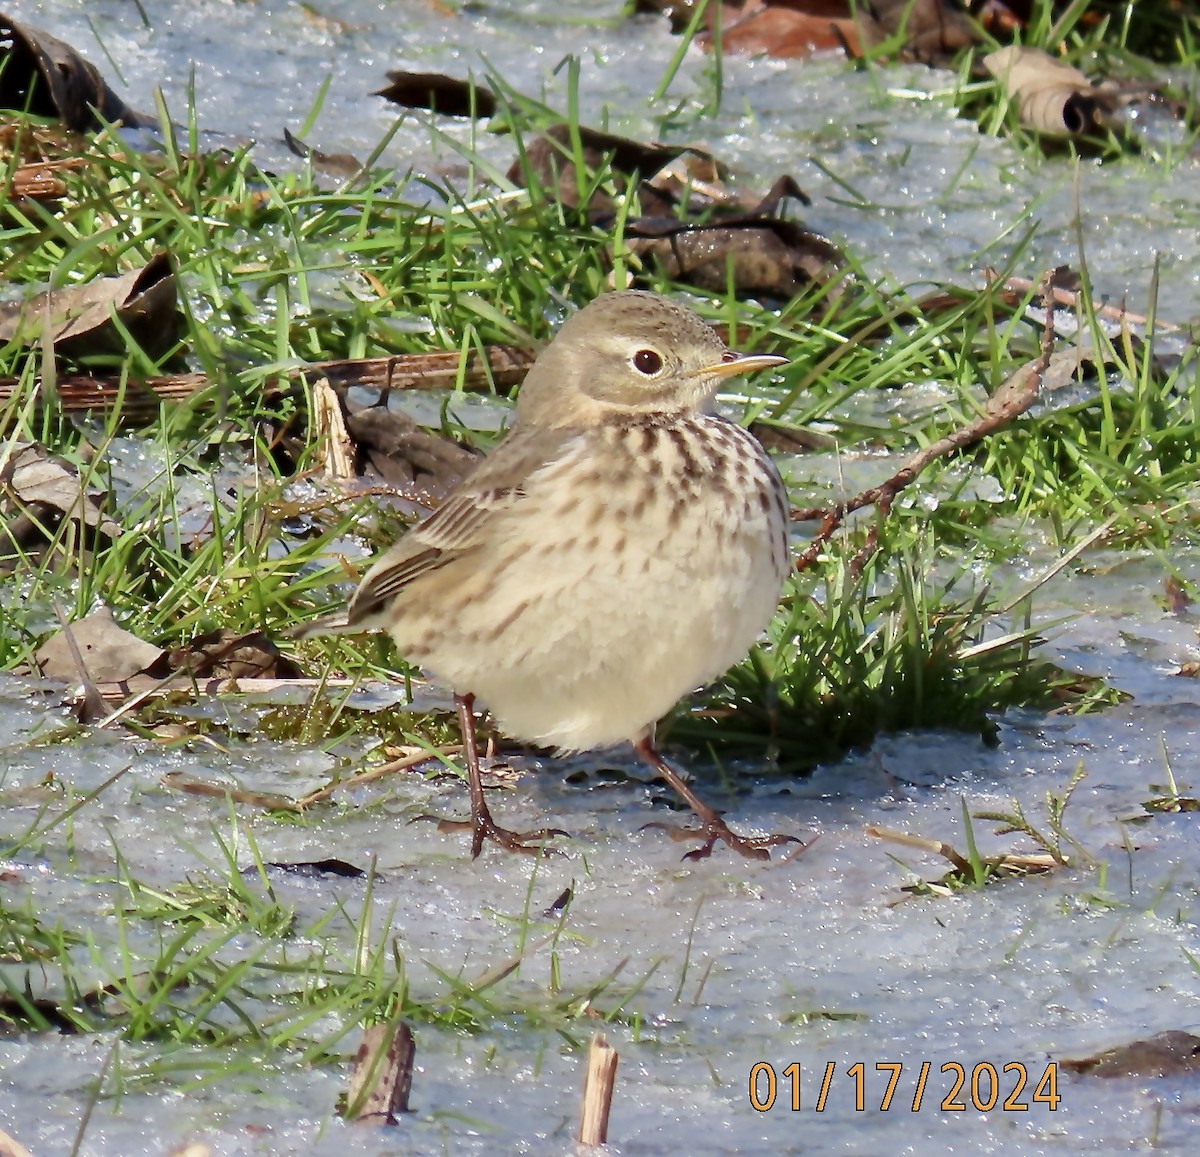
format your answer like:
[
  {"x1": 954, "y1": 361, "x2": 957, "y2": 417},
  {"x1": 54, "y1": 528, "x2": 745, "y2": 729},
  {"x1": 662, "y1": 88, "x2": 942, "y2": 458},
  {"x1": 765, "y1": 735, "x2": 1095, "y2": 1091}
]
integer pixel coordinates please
[
  {"x1": 293, "y1": 744, "x2": 462, "y2": 808},
  {"x1": 793, "y1": 270, "x2": 1059, "y2": 575}
]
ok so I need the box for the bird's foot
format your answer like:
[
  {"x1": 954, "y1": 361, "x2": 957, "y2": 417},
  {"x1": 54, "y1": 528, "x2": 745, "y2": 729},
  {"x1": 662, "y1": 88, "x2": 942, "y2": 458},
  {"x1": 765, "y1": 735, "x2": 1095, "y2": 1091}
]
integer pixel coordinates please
[
  {"x1": 414, "y1": 812, "x2": 569, "y2": 858},
  {"x1": 644, "y1": 817, "x2": 805, "y2": 862}
]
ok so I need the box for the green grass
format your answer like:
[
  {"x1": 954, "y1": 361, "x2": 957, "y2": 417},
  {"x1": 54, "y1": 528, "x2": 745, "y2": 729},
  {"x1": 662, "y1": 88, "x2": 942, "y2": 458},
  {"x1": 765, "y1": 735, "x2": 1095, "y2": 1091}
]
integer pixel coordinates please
[{"x1": 5, "y1": 75, "x2": 1198, "y2": 745}]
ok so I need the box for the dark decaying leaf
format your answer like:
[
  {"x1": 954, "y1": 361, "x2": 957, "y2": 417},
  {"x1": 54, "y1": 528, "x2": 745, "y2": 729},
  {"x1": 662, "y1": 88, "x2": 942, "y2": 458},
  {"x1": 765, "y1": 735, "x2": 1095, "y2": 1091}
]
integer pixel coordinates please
[
  {"x1": 0, "y1": 12, "x2": 147, "y2": 131},
  {"x1": 625, "y1": 214, "x2": 843, "y2": 299},
  {"x1": 374, "y1": 70, "x2": 497, "y2": 118},
  {"x1": 620, "y1": 176, "x2": 842, "y2": 299},
  {"x1": 262, "y1": 859, "x2": 366, "y2": 878},
  {"x1": 1163, "y1": 576, "x2": 1191, "y2": 615},
  {"x1": 166, "y1": 629, "x2": 302, "y2": 681},
  {"x1": 984, "y1": 46, "x2": 1119, "y2": 137},
  {"x1": 0, "y1": 252, "x2": 181, "y2": 364},
  {"x1": 344, "y1": 406, "x2": 481, "y2": 502},
  {"x1": 510, "y1": 127, "x2": 844, "y2": 299},
  {"x1": 34, "y1": 607, "x2": 165, "y2": 685},
  {"x1": 1060, "y1": 1031, "x2": 1200, "y2": 1078},
  {"x1": 0, "y1": 441, "x2": 122, "y2": 557}
]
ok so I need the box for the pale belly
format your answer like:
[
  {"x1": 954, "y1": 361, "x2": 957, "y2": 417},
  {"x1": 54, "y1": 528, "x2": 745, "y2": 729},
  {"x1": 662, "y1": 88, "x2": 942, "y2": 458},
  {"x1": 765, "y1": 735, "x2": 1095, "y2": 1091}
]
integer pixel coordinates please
[{"x1": 392, "y1": 417, "x2": 790, "y2": 751}]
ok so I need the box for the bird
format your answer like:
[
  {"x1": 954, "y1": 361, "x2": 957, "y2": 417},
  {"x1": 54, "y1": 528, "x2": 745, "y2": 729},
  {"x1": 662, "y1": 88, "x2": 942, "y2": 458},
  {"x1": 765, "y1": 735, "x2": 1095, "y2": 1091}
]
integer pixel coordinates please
[{"x1": 306, "y1": 289, "x2": 796, "y2": 861}]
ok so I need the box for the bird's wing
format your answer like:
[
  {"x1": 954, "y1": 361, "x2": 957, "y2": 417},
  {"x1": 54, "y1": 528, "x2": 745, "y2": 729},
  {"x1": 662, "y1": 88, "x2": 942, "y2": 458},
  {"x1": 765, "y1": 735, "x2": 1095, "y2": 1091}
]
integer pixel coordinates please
[{"x1": 345, "y1": 425, "x2": 573, "y2": 625}]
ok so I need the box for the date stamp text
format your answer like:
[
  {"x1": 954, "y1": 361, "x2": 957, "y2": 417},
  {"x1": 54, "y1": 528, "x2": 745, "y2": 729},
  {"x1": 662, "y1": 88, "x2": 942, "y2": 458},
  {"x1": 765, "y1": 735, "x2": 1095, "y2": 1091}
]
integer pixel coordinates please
[{"x1": 748, "y1": 1061, "x2": 1061, "y2": 1113}]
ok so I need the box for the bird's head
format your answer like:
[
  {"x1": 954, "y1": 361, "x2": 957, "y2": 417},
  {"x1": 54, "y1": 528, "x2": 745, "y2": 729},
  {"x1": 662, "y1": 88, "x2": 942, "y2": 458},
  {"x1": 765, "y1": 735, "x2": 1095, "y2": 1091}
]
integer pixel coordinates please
[{"x1": 515, "y1": 290, "x2": 787, "y2": 427}]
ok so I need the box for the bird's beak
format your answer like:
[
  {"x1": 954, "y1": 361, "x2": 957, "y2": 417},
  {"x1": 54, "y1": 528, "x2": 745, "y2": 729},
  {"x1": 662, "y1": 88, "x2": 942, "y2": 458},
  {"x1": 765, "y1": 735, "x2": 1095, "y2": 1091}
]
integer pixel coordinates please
[{"x1": 695, "y1": 351, "x2": 789, "y2": 381}]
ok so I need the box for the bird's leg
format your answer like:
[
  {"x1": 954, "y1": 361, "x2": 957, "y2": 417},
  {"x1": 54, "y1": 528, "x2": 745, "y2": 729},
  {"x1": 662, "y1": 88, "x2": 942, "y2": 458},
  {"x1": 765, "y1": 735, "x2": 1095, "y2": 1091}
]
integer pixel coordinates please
[
  {"x1": 429, "y1": 693, "x2": 566, "y2": 858},
  {"x1": 634, "y1": 734, "x2": 800, "y2": 862}
]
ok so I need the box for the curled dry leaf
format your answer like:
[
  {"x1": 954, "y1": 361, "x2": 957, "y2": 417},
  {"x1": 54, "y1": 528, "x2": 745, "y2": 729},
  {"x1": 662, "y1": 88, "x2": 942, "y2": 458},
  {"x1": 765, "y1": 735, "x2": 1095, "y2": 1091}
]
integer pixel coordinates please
[
  {"x1": 0, "y1": 252, "x2": 182, "y2": 364},
  {"x1": 984, "y1": 46, "x2": 1116, "y2": 137},
  {"x1": 0, "y1": 12, "x2": 147, "y2": 132}
]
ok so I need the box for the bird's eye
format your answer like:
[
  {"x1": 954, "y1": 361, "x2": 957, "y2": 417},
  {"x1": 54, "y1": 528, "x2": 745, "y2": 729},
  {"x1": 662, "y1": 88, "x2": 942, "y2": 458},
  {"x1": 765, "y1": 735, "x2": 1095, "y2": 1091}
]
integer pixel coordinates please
[{"x1": 632, "y1": 348, "x2": 664, "y2": 376}]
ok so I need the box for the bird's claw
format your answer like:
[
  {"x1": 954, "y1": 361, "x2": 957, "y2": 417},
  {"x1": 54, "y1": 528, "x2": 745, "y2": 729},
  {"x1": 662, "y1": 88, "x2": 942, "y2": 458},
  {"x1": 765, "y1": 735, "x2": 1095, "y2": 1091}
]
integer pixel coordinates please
[
  {"x1": 413, "y1": 813, "x2": 568, "y2": 858},
  {"x1": 641, "y1": 819, "x2": 804, "y2": 863}
]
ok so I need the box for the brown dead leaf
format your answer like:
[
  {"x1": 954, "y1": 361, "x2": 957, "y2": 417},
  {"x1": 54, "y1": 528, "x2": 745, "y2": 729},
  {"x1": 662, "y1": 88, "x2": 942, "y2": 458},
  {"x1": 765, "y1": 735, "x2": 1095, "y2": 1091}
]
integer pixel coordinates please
[
  {"x1": 868, "y1": 0, "x2": 977, "y2": 59},
  {"x1": 0, "y1": 12, "x2": 147, "y2": 132},
  {"x1": 0, "y1": 252, "x2": 181, "y2": 364},
  {"x1": 167, "y1": 629, "x2": 303, "y2": 681},
  {"x1": 711, "y1": 3, "x2": 869, "y2": 59},
  {"x1": 374, "y1": 70, "x2": 497, "y2": 118},
  {"x1": 510, "y1": 119, "x2": 843, "y2": 299},
  {"x1": 626, "y1": 214, "x2": 843, "y2": 299},
  {"x1": 0, "y1": 441, "x2": 122, "y2": 555},
  {"x1": 1061, "y1": 1031, "x2": 1200, "y2": 1078},
  {"x1": 636, "y1": 0, "x2": 976, "y2": 61},
  {"x1": 34, "y1": 607, "x2": 165, "y2": 685},
  {"x1": 984, "y1": 46, "x2": 1116, "y2": 137},
  {"x1": 622, "y1": 174, "x2": 841, "y2": 297},
  {"x1": 344, "y1": 406, "x2": 481, "y2": 503}
]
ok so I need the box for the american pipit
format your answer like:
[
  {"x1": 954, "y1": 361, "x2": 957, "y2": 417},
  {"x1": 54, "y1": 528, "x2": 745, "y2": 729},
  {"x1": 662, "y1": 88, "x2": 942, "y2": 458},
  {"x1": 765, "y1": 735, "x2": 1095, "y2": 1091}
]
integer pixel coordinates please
[{"x1": 311, "y1": 290, "x2": 795, "y2": 860}]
